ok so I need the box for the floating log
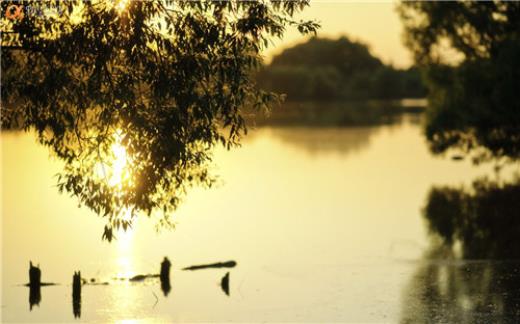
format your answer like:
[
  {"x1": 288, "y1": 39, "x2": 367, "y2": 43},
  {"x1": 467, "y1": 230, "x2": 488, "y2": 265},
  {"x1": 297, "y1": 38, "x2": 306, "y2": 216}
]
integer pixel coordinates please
[
  {"x1": 22, "y1": 282, "x2": 60, "y2": 288},
  {"x1": 182, "y1": 260, "x2": 237, "y2": 271},
  {"x1": 129, "y1": 274, "x2": 159, "y2": 282},
  {"x1": 24, "y1": 282, "x2": 57, "y2": 287},
  {"x1": 126, "y1": 257, "x2": 172, "y2": 289},
  {"x1": 86, "y1": 281, "x2": 109, "y2": 286}
]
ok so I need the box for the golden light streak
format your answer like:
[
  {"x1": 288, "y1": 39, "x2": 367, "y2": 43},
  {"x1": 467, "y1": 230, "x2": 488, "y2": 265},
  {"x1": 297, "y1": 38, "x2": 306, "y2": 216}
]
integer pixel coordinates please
[{"x1": 115, "y1": 0, "x2": 130, "y2": 14}]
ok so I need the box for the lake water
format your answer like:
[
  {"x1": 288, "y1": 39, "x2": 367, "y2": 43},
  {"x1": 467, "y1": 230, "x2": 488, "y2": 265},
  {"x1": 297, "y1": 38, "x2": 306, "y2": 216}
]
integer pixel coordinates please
[{"x1": 2, "y1": 114, "x2": 519, "y2": 322}]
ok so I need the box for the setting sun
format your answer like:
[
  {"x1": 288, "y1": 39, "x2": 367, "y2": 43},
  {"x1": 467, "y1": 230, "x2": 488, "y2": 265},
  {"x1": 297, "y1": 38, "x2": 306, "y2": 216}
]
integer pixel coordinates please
[
  {"x1": 109, "y1": 136, "x2": 130, "y2": 187},
  {"x1": 115, "y1": 0, "x2": 130, "y2": 14},
  {"x1": 93, "y1": 131, "x2": 133, "y2": 189}
]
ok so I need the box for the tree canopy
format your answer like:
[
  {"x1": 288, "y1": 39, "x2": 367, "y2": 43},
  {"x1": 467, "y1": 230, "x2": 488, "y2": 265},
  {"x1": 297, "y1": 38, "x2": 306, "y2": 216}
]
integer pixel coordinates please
[
  {"x1": 257, "y1": 36, "x2": 426, "y2": 100},
  {"x1": 0, "y1": 0, "x2": 318, "y2": 240},
  {"x1": 399, "y1": 2, "x2": 520, "y2": 163}
]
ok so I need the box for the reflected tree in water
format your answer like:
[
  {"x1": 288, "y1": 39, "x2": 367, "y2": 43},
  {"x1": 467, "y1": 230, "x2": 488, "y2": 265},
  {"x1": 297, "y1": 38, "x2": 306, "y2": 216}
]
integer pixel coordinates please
[
  {"x1": 399, "y1": 2, "x2": 520, "y2": 162},
  {"x1": 249, "y1": 101, "x2": 419, "y2": 127},
  {"x1": 0, "y1": 0, "x2": 318, "y2": 240},
  {"x1": 424, "y1": 177, "x2": 520, "y2": 259},
  {"x1": 247, "y1": 101, "x2": 422, "y2": 156},
  {"x1": 401, "y1": 247, "x2": 520, "y2": 323},
  {"x1": 399, "y1": 4, "x2": 520, "y2": 319},
  {"x1": 401, "y1": 178, "x2": 520, "y2": 323}
]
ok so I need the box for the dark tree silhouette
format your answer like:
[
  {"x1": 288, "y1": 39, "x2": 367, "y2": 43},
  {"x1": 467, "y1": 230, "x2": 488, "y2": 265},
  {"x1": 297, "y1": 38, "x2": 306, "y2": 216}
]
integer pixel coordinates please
[
  {"x1": 423, "y1": 177, "x2": 520, "y2": 259},
  {"x1": 398, "y1": 2, "x2": 520, "y2": 162},
  {"x1": 0, "y1": 0, "x2": 318, "y2": 240},
  {"x1": 256, "y1": 36, "x2": 427, "y2": 100}
]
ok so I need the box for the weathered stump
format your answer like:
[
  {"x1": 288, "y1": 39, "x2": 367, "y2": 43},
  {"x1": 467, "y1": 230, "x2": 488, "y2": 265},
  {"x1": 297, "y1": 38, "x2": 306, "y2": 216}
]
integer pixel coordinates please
[
  {"x1": 72, "y1": 271, "x2": 81, "y2": 296},
  {"x1": 28, "y1": 262, "x2": 42, "y2": 310},
  {"x1": 29, "y1": 261, "x2": 41, "y2": 288},
  {"x1": 72, "y1": 271, "x2": 82, "y2": 318}
]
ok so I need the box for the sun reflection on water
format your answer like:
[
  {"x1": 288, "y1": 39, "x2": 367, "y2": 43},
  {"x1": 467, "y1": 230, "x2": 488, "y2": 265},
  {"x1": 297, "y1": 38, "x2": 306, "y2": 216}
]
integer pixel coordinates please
[
  {"x1": 116, "y1": 320, "x2": 140, "y2": 324},
  {"x1": 96, "y1": 130, "x2": 137, "y2": 280},
  {"x1": 115, "y1": 209, "x2": 135, "y2": 278}
]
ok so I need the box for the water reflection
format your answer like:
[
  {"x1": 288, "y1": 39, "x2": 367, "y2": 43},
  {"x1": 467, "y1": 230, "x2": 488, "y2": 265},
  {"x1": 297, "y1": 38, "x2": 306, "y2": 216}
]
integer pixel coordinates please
[
  {"x1": 268, "y1": 127, "x2": 377, "y2": 156},
  {"x1": 255, "y1": 114, "x2": 421, "y2": 156},
  {"x1": 72, "y1": 292, "x2": 81, "y2": 318},
  {"x1": 401, "y1": 177, "x2": 520, "y2": 323},
  {"x1": 246, "y1": 101, "x2": 422, "y2": 156},
  {"x1": 424, "y1": 177, "x2": 520, "y2": 259},
  {"x1": 115, "y1": 229, "x2": 136, "y2": 279},
  {"x1": 28, "y1": 286, "x2": 41, "y2": 311},
  {"x1": 3, "y1": 123, "x2": 495, "y2": 322},
  {"x1": 160, "y1": 277, "x2": 172, "y2": 297},
  {"x1": 248, "y1": 101, "x2": 423, "y2": 127},
  {"x1": 401, "y1": 248, "x2": 520, "y2": 323},
  {"x1": 220, "y1": 272, "x2": 230, "y2": 296}
]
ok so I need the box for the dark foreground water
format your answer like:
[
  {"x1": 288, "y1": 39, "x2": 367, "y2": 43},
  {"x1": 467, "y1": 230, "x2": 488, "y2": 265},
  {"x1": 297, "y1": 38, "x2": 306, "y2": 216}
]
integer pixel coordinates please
[{"x1": 2, "y1": 114, "x2": 520, "y2": 322}]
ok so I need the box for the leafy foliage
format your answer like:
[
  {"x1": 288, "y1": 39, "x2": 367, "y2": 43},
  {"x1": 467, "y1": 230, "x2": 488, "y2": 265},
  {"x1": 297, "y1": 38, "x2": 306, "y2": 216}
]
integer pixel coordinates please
[
  {"x1": 398, "y1": 1, "x2": 520, "y2": 162},
  {"x1": 256, "y1": 36, "x2": 427, "y2": 100},
  {"x1": 0, "y1": 0, "x2": 318, "y2": 240}
]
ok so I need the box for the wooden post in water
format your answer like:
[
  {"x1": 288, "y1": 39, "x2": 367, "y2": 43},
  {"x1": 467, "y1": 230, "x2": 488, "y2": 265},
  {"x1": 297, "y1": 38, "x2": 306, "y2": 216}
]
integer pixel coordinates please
[
  {"x1": 72, "y1": 271, "x2": 81, "y2": 318},
  {"x1": 29, "y1": 261, "x2": 41, "y2": 288},
  {"x1": 72, "y1": 271, "x2": 81, "y2": 297},
  {"x1": 160, "y1": 257, "x2": 172, "y2": 296},
  {"x1": 28, "y1": 261, "x2": 42, "y2": 310}
]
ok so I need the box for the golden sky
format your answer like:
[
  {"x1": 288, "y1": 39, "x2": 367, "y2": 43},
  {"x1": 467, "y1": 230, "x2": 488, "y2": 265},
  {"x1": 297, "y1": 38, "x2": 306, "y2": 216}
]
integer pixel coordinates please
[{"x1": 265, "y1": 1, "x2": 413, "y2": 68}]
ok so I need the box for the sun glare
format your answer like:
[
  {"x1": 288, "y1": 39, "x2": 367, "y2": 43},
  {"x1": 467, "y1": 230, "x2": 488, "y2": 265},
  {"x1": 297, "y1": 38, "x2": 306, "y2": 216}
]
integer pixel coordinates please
[
  {"x1": 109, "y1": 139, "x2": 129, "y2": 187},
  {"x1": 115, "y1": 0, "x2": 130, "y2": 14},
  {"x1": 94, "y1": 130, "x2": 133, "y2": 189}
]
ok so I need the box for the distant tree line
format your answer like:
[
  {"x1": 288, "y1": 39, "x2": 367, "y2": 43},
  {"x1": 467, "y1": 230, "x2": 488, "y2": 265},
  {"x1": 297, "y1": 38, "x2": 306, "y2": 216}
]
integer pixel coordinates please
[{"x1": 256, "y1": 36, "x2": 427, "y2": 101}]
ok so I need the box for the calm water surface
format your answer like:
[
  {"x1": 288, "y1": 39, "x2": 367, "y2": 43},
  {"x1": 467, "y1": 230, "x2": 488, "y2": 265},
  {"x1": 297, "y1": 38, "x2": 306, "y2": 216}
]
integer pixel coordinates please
[{"x1": 2, "y1": 115, "x2": 518, "y2": 322}]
